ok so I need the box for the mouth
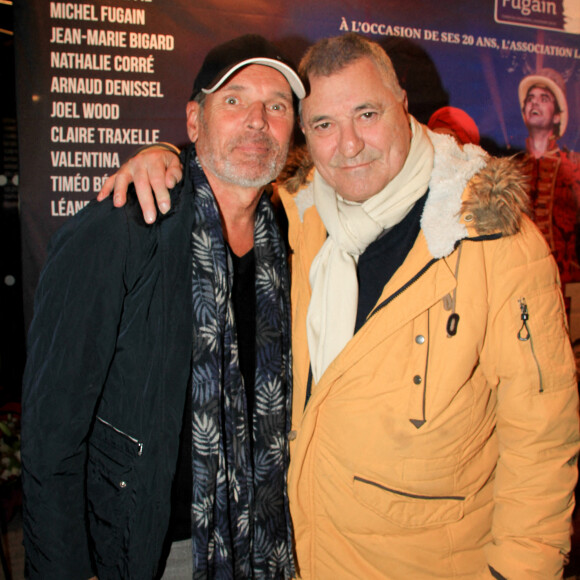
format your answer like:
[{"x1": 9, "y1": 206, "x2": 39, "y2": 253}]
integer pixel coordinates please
[
  {"x1": 341, "y1": 164, "x2": 371, "y2": 173},
  {"x1": 333, "y1": 158, "x2": 377, "y2": 171},
  {"x1": 235, "y1": 139, "x2": 273, "y2": 156}
]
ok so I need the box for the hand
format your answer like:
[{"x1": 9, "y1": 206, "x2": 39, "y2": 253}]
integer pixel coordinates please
[{"x1": 97, "y1": 146, "x2": 183, "y2": 224}]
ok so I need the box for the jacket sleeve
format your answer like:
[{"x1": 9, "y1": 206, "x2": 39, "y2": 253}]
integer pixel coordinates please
[
  {"x1": 21, "y1": 200, "x2": 136, "y2": 579},
  {"x1": 483, "y1": 218, "x2": 579, "y2": 579}
]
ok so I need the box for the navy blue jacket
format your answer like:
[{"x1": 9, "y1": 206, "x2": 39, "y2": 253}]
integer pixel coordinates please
[{"x1": 22, "y1": 149, "x2": 197, "y2": 579}]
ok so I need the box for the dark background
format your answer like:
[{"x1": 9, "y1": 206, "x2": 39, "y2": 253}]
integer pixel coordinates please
[{"x1": 0, "y1": 0, "x2": 24, "y2": 406}]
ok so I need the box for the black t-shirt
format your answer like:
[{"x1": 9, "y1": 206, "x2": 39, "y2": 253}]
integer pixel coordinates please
[
  {"x1": 355, "y1": 194, "x2": 427, "y2": 332},
  {"x1": 231, "y1": 249, "x2": 256, "y2": 418},
  {"x1": 167, "y1": 248, "x2": 256, "y2": 542}
]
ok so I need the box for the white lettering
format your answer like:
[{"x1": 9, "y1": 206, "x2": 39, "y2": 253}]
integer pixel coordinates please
[
  {"x1": 50, "y1": 3, "x2": 98, "y2": 21},
  {"x1": 50, "y1": 76, "x2": 103, "y2": 94},
  {"x1": 82, "y1": 102, "x2": 120, "y2": 119},
  {"x1": 50, "y1": 150, "x2": 120, "y2": 168},
  {"x1": 129, "y1": 32, "x2": 174, "y2": 50},
  {"x1": 50, "y1": 27, "x2": 82, "y2": 44},
  {"x1": 50, "y1": 126, "x2": 96, "y2": 143},
  {"x1": 51, "y1": 51, "x2": 112, "y2": 71},
  {"x1": 50, "y1": 101, "x2": 80, "y2": 118},
  {"x1": 86, "y1": 29, "x2": 127, "y2": 47},
  {"x1": 100, "y1": 6, "x2": 145, "y2": 25},
  {"x1": 104, "y1": 79, "x2": 163, "y2": 97},
  {"x1": 113, "y1": 54, "x2": 154, "y2": 73},
  {"x1": 97, "y1": 127, "x2": 160, "y2": 144}
]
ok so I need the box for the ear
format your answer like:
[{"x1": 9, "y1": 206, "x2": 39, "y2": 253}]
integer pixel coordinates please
[
  {"x1": 553, "y1": 112, "x2": 561, "y2": 128},
  {"x1": 401, "y1": 90, "x2": 409, "y2": 113},
  {"x1": 186, "y1": 101, "x2": 201, "y2": 143}
]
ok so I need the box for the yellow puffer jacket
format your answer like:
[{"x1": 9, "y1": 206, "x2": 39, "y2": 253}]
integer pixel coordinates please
[{"x1": 278, "y1": 135, "x2": 579, "y2": 579}]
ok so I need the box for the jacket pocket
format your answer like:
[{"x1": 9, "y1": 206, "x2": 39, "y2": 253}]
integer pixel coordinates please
[
  {"x1": 353, "y1": 474, "x2": 465, "y2": 529},
  {"x1": 87, "y1": 416, "x2": 143, "y2": 568}
]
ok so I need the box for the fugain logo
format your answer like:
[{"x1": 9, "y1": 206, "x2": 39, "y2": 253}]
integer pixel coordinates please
[{"x1": 495, "y1": 0, "x2": 580, "y2": 34}]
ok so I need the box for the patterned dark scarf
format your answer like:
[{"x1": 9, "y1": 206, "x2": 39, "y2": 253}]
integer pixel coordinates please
[{"x1": 188, "y1": 154, "x2": 293, "y2": 579}]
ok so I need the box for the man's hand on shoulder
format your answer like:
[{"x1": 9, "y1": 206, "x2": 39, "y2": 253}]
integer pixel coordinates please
[{"x1": 97, "y1": 144, "x2": 183, "y2": 224}]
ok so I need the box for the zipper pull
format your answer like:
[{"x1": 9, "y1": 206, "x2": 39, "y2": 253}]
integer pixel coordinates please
[{"x1": 518, "y1": 298, "x2": 530, "y2": 341}]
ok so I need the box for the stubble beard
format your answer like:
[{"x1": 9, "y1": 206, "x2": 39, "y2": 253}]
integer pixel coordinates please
[{"x1": 199, "y1": 115, "x2": 289, "y2": 189}]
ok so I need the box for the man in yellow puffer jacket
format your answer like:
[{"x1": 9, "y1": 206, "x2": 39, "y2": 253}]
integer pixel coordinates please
[
  {"x1": 277, "y1": 34, "x2": 578, "y2": 580},
  {"x1": 99, "y1": 33, "x2": 578, "y2": 580}
]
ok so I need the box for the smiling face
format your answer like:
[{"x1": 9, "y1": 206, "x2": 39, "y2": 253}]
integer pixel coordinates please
[
  {"x1": 523, "y1": 86, "x2": 560, "y2": 134},
  {"x1": 186, "y1": 64, "x2": 295, "y2": 191},
  {"x1": 300, "y1": 57, "x2": 412, "y2": 203}
]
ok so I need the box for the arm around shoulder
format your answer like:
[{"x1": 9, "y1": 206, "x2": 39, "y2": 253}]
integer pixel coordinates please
[{"x1": 97, "y1": 143, "x2": 183, "y2": 223}]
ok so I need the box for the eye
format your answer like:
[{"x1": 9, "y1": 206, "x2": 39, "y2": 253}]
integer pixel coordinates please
[
  {"x1": 270, "y1": 102, "x2": 287, "y2": 113},
  {"x1": 360, "y1": 111, "x2": 377, "y2": 121},
  {"x1": 313, "y1": 121, "x2": 332, "y2": 132},
  {"x1": 225, "y1": 96, "x2": 238, "y2": 105}
]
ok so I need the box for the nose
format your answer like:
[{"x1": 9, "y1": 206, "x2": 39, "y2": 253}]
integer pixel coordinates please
[
  {"x1": 338, "y1": 121, "x2": 364, "y2": 158},
  {"x1": 246, "y1": 101, "x2": 267, "y2": 130}
]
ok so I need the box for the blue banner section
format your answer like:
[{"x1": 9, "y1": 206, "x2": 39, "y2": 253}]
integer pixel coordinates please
[{"x1": 14, "y1": 0, "x2": 580, "y2": 324}]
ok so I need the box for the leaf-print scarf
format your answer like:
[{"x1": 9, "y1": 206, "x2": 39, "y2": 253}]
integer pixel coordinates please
[{"x1": 188, "y1": 153, "x2": 293, "y2": 579}]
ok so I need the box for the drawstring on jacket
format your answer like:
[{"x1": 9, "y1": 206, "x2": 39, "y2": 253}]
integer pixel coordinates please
[{"x1": 443, "y1": 243, "x2": 463, "y2": 337}]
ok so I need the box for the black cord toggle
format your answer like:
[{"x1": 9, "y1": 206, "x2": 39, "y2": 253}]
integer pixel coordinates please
[{"x1": 446, "y1": 313, "x2": 460, "y2": 337}]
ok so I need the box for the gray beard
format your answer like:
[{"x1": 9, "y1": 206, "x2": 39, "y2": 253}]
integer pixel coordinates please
[
  {"x1": 206, "y1": 147, "x2": 284, "y2": 188},
  {"x1": 198, "y1": 112, "x2": 289, "y2": 189}
]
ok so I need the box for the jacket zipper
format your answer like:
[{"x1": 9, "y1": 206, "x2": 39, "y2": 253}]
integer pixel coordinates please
[
  {"x1": 96, "y1": 415, "x2": 144, "y2": 456},
  {"x1": 517, "y1": 298, "x2": 543, "y2": 393},
  {"x1": 368, "y1": 258, "x2": 439, "y2": 322}
]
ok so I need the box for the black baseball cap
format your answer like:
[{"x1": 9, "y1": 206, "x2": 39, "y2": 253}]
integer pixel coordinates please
[{"x1": 191, "y1": 34, "x2": 305, "y2": 100}]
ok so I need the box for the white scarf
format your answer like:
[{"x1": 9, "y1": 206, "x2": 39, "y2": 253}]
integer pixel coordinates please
[{"x1": 307, "y1": 117, "x2": 434, "y2": 383}]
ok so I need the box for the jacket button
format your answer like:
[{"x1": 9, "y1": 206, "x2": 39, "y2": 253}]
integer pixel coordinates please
[
  {"x1": 288, "y1": 430, "x2": 297, "y2": 441},
  {"x1": 413, "y1": 375, "x2": 422, "y2": 385},
  {"x1": 415, "y1": 335, "x2": 425, "y2": 344},
  {"x1": 119, "y1": 481, "x2": 127, "y2": 488}
]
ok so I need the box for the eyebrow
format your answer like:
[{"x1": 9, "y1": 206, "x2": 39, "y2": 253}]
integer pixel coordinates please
[
  {"x1": 273, "y1": 90, "x2": 293, "y2": 103},
  {"x1": 307, "y1": 102, "x2": 381, "y2": 125}
]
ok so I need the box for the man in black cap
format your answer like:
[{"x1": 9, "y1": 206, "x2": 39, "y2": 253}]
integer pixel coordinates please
[{"x1": 21, "y1": 34, "x2": 305, "y2": 579}]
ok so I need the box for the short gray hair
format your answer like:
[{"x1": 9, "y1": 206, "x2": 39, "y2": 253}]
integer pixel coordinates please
[{"x1": 299, "y1": 33, "x2": 405, "y2": 102}]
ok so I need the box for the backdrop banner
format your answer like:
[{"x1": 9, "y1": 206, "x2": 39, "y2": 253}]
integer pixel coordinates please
[{"x1": 14, "y1": 0, "x2": 580, "y2": 326}]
